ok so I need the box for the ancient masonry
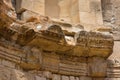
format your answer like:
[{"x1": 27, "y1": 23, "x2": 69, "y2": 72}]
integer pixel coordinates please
[{"x1": 0, "y1": 0, "x2": 120, "y2": 80}]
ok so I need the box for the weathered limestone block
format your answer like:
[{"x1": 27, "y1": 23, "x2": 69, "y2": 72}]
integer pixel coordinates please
[
  {"x1": 79, "y1": 76, "x2": 92, "y2": 80},
  {"x1": 0, "y1": 0, "x2": 15, "y2": 27},
  {"x1": 0, "y1": 65, "x2": 12, "y2": 80},
  {"x1": 74, "y1": 30, "x2": 88, "y2": 56},
  {"x1": 88, "y1": 31, "x2": 114, "y2": 57},
  {"x1": 74, "y1": 30, "x2": 113, "y2": 57},
  {"x1": 107, "y1": 58, "x2": 120, "y2": 78},
  {"x1": 42, "y1": 53, "x2": 59, "y2": 73},
  {"x1": 93, "y1": 78, "x2": 105, "y2": 80},
  {"x1": 21, "y1": 10, "x2": 40, "y2": 21},
  {"x1": 58, "y1": 0, "x2": 71, "y2": 22},
  {"x1": 88, "y1": 57, "x2": 107, "y2": 77},
  {"x1": 2, "y1": 60, "x2": 15, "y2": 68},
  {"x1": 16, "y1": 0, "x2": 45, "y2": 15},
  {"x1": 76, "y1": 77, "x2": 80, "y2": 80},
  {"x1": 79, "y1": 0, "x2": 103, "y2": 25},
  {"x1": 28, "y1": 24, "x2": 71, "y2": 52},
  {"x1": 43, "y1": 71, "x2": 52, "y2": 79},
  {"x1": 110, "y1": 41, "x2": 120, "y2": 59},
  {"x1": 61, "y1": 75, "x2": 69, "y2": 80},
  {"x1": 35, "y1": 76, "x2": 46, "y2": 80},
  {"x1": 105, "y1": 78, "x2": 120, "y2": 80},
  {"x1": 70, "y1": 0, "x2": 80, "y2": 24},
  {"x1": 70, "y1": 76, "x2": 75, "y2": 80},
  {"x1": 59, "y1": 57, "x2": 88, "y2": 76},
  {"x1": 45, "y1": 0, "x2": 59, "y2": 18},
  {"x1": 52, "y1": 74, "x2": 61, "y2": 80},
  {"x1": 12, "y1": 69, "x2": 35, "y2": 80}
]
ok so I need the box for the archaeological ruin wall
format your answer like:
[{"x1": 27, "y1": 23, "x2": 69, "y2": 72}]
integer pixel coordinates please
[{"x1": 0, "y1": 0, "x2": 120, "y2": 80}]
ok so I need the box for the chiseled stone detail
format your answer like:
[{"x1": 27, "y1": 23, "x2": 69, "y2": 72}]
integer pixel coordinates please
[{"x1": 0, "y1": 0, "x2": 118, "y2": 80}]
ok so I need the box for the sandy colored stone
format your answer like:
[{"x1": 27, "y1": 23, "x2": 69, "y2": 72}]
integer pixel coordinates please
[
  {"x1": 70, "y1": 76, "x2": 75, "y2": 80},
  {"x1": 52, "y1": 74, "x2": 61, "y2": 80},
  {"x1": 79, "y1": 76, "x2": 92, "y2": 80},
  {"x1": 35, "y1": 76, "x2": 46, "y2": 80},
  {"x1": 93, "y1": 78, "x2": 105, "y2": 80},
  {"x1": 2, "y1": 60, "x2": 15, "y2": 68},
  {"x1": 76, "y1": 77, "x2": 79, "y2": 80},
  {"x1": 16, "y1": 0, "x2": 45, "y2": 15},
  {"x1": 61, "y1": 76, "x2": 69, "y2": 80},
  {"x1": 88, "y1": 57, "x2": 107, "y2": 77},
  {"x1": 43, "y1": 71, "x2": 52, "y2": 79},
  {"x1": 21, "y1": 10, "x2": 40, "y2": 21}
]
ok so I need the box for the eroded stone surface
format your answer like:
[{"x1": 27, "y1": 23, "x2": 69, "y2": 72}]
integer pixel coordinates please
[{"x1": 0, "y1": 0, "x2": 119, "y2": 80}]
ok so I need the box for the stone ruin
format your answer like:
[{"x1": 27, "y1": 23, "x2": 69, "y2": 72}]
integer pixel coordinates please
[{"x1": 0, "y1": 0, "x2": 120, "y2": 80}]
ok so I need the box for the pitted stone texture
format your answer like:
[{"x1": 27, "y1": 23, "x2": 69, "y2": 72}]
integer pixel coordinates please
[
  {"x1": 88, "y1": 57, "x2": 107, "y2": 77},
  {"x1": 35, "y1": 76, "x2": 46, "y2": 80},
  {"x1": 52, "y1": 74, "x2": 61, "y2": 80},
  {"x1": 16, "y1": 0, "x2": 45, "y2": 15},
  {"x1": 62, "y1": 76, "x2": 69, "y2": 80},
  {"x1": 0, "y1": 65, "x2": 12, "y2": 80},
  {"x1": 79, "y1": 76, "x2": 92, "y2": 80},
  {"x1": 2, "y1": 60, "x2": 15, "y2": 68},
  {"x1": 43, "y1": 71, "x2": 52, "y2": 79},
  {"x1": 70, "y1": 76, "x2": 75, "y2": 80}
]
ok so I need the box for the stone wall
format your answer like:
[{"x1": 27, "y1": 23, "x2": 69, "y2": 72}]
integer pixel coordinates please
[
  {"x1": 101, "y1": 0, "x2": 120, "y2": 40},
  {"x1": 0, "y1": 0, "x2": 120, "y2": 80}
]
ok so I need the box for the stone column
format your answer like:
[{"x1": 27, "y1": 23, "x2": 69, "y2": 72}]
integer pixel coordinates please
[
  {"x1": 58, "y1": 0, "x2": 72, "y2": 22},
  {"x1": 16, "y1": 0, "x2": 45, "y2": 15},
  {"x1": 78, "y1": 0, "x2": 103, "y2": 27},
  {"x1": 70, "y1": 0, "x2": 80, "y2": 24},
  {"x1": 88, "y1": 57, "x2": 107, "y2": 78},
  {"x1": 45, "y1": 0, "x2": 59, "y2": 18}
]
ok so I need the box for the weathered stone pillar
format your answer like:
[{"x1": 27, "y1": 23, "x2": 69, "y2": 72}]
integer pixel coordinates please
[
  {"x1": 88, "y1": 57, "x2": 107, "y2": 78},
  {"x1": 45, "y1": 0, "x2": 59, "y2": 18},
  {"x1": 58, "y1": 0, "x2": 72, "y2": 22},
  {"x1": 78, "y1": 0, "x2": 103, "y2": 26},
  {"x1": 16, "y1": 0, "x2": 45, "y2": 15},
  {"x1": 70, "y1": 0, "x2": 80, "y2": 24}
]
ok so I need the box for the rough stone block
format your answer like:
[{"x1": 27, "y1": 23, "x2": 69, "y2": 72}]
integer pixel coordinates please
[
  {"x1": 61, "y1": 76, "x2": 69, "y2": 80},
  {"x1": 79, "y1": 76, "x2": 92, "y2": 80},
  {"x1": 21, "y1": 10, "x2": 40, "y2": 21},
  {"x1": 76, "y1": 77, "x2": 80, "y2": 80},
  {"x1": 16, "y1": 0, "x2": 45, "y2": 15},
  {"x1": 43, "y1": 71, "x2": 52, "y2": 79},
  {"x1": 12, "y1": 69, "x2": 28, "y2": 80},
  {"x1": 0, "y1": 65, "x2": 12, "y2": 80},
  {"x1": 52, "y1": 74, "x2": 61, "y2": 80},
  {"x1": 2, "y1": 60, "x2": 15, "y2": 68},
  {"x1": 35, "y1": 76, "x2": 46, "y2": 80},
  {"x1": 105, "y1": 78, "x2": 120, "y2": 80},
  {"x1": 88, "y1": 57, "x2": 107, "y2": 77},
  {"x1": 79, "y1": 0, "x2": 90, "y2": 12},
  {"x1": 93, "y1": 78, "x2": 105, "y2": 80},
  {"x1": 79, "y1": 12, "x2": 96, "y2": 25},
  {"x1": 70, "y1": 76, "x2": 75, "y2": 80}
]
